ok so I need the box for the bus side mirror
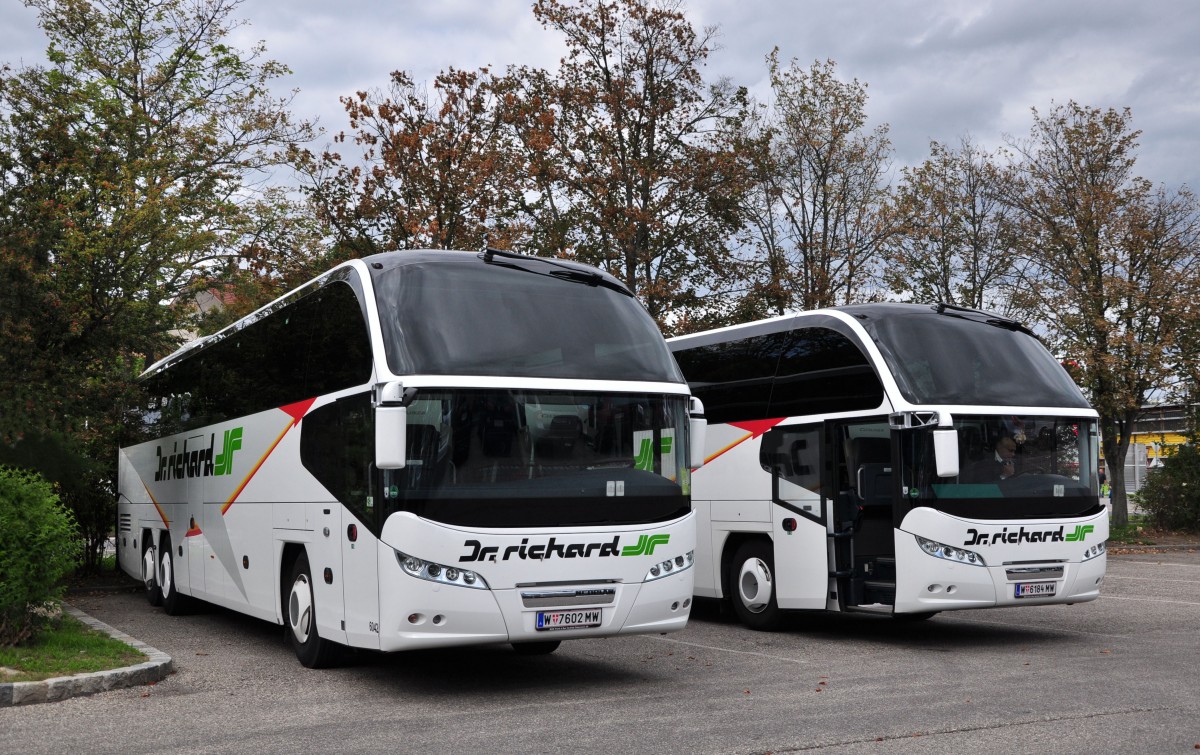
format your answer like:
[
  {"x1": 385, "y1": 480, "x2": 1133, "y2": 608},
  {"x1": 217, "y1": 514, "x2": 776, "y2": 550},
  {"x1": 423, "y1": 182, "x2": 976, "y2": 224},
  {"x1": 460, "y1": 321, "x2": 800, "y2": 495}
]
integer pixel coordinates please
[
  {"x1": 689, "y1": 397, "x2": 707, "y2": 469},
  {"x1": 375, "y1": 381, "x2": 413, "y2": 470},
  {"x1": 933, "y1": 428, "x2": 959, "y2": 478}
]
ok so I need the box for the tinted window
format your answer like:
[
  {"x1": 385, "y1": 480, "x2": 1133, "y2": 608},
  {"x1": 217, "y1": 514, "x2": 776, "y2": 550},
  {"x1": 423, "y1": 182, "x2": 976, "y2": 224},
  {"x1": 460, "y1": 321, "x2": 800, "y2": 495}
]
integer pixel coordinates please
[
  {"x1": 139, "y1": 280, "x2": 373, "y2": 434},
  {"x1": 866, "y1": 313, "x2": 1091, "y2": 408},
  {"x1": 300, "y1": 392, "x2": 375, "y2": 528},
  {"x1": 371, "y1": 259, "x2": 683, "y2": 382},
  {"x1": 768, "y1": 328, "x2": 883, "y2": 417},
  {"x1": 374, "y1": 389, "x2": 691, "y2": 528},
  {"x1": 672, "y1": 335, "x2": 779, "y2": 424},
  {"x1": 672, "y1": 327, "x2": 883, "y2": 424}
]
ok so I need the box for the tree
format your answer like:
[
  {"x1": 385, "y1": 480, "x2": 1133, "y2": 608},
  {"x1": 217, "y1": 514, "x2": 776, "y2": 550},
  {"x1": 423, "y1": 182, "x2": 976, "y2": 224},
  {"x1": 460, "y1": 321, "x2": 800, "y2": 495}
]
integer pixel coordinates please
[
  {"x1": 732, "y1": 53, "x2": 893, "y2": 315},
  {"x1": 884, "y1": 137, "x2": 1021, "y2": 312},
  {"x1": 298, "y1": 66, "x2": 528, "y2": 255},
  {"x1": 503, "y1": 0, "x2": 747, "y2": 328},
  {"x1": 996, "y1": 102, "x2": 1200, "y2": 526},
  {"x1": 0, "y1": 0, "x2": 310, "y2": 569}
]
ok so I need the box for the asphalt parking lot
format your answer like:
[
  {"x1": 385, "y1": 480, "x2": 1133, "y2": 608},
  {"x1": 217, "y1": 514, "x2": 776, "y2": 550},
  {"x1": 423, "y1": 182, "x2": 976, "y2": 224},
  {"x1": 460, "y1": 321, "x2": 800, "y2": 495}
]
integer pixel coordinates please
[{"x1": 4, "y1": 550, "x2": 1198, "y2": 754}]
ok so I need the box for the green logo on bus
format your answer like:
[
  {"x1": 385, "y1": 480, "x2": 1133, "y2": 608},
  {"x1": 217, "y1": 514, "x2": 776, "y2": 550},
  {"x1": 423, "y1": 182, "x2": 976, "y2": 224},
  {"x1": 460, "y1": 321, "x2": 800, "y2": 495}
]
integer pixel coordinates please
[
  {"x1": 155, "y1": 426, "x2": 243, "y2": 482},
  {"x1": 214, "y1": 427, "x2": 243, "y2": 476},
  {"x1": 634, "y1": 437, "x2": 673, "y2": 472},
  {"x1": 1065, "y1": 524, "x2": 1094, "y2": 542},
  {"x1": 621, "y1": 534, "x2": 670, "y2": 557}
]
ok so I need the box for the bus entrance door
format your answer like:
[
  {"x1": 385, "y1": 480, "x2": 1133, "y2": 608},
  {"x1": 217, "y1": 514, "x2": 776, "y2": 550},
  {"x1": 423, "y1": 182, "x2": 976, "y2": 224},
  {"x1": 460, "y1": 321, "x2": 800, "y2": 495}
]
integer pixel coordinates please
[
  {"x1": 832, "y1": 420, "x2": 898, "y2": 609},
  {"x1": 761, "y1": 424, "x2": 828, "y2": 610}
]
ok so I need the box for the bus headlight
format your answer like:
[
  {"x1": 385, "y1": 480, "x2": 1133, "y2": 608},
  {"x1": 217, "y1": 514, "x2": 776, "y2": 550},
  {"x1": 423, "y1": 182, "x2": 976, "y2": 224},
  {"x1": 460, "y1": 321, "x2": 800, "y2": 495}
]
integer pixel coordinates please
[
  {"x1": 915, "y1": 536, "x2": 986, "y2": 567},
  {"x1": 396, "y1": 550, "x2": 489, "y2": 589},
  {"x1": 1082, "y1": 541, "x2": 1106, "y2": 561},
  {"x1": 646, "y1": 551, "x2": 694, "y2": 581}
]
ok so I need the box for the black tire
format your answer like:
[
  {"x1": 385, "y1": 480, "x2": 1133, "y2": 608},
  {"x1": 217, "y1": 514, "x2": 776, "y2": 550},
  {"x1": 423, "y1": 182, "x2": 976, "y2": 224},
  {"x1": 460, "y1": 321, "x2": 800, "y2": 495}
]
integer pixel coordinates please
[
  {"x1": 159, "y1": 535, "x2": 192, "y2": 616},
  {"x1": 143, "y1": 535, "x2": 163, "y2": 607},
  {"x1": 729, "y1": 539, "x2": 782, "y2": 631},
  {"x1": 512, "y1": 640, "x2": 561, "y2": 656},
  {"x1": 287, "y1": 551, "x2": 341, "y2": 668}
]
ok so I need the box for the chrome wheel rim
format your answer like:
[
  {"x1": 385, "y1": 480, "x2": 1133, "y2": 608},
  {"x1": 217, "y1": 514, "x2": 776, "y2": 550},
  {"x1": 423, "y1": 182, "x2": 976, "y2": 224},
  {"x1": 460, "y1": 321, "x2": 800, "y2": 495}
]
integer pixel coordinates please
[
  {"x1": 289, "y1": 574, "x2": 313, "y2": 644},
  {"x1": 737, "y1": 557, "x2": 773, "y2": 614},
  {"x1": 142, "y1": 545, "x2": 157, "y2": 592},
  {"x1": 158, "y1": 548, "x2": 173, "y2": 598}
]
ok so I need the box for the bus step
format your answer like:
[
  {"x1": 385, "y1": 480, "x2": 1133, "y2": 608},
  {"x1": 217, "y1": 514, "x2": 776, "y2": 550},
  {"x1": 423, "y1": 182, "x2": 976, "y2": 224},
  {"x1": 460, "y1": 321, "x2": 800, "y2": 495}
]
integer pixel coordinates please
[
  {"x1": 862, "y1": 579, "x2": 896, "y2": 605},
  {"x1": 873, "y1": 557, "x2": 896, "y2": 581}
]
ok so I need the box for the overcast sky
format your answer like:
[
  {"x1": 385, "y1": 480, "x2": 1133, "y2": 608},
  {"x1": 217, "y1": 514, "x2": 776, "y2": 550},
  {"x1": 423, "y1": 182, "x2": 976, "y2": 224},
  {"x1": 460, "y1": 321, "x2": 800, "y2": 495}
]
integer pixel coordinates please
[{"x1": 3, "y1": 0, "x2": 1198, "y2": 191}]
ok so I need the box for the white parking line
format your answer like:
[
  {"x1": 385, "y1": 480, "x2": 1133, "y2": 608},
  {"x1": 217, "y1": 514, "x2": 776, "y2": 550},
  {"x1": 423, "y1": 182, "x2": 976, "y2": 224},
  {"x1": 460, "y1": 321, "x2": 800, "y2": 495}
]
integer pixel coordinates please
[{"x1": 648, "y1": 634, "x2": 813, "y2": 664}]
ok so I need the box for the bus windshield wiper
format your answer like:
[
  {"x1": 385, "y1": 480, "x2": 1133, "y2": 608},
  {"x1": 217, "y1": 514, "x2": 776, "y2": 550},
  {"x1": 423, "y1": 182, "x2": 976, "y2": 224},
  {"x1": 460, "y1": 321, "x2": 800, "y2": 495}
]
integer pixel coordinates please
[
  {"x1": 933, "y1": 302, "x2": 1035, "y2": 337},
  {"x1": 482, "y1": 248, "x2": 633, "y2": 297}
]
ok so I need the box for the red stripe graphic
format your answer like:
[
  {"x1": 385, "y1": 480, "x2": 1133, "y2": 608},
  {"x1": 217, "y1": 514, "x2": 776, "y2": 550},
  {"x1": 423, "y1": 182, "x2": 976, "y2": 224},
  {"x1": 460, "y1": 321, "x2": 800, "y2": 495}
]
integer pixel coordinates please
[
  {"x1": 221, "y1": 399, "x2": 316, "y2": 515},
  {"x1": 702, "y1": 418, "x2": 787, "y2": 466}
]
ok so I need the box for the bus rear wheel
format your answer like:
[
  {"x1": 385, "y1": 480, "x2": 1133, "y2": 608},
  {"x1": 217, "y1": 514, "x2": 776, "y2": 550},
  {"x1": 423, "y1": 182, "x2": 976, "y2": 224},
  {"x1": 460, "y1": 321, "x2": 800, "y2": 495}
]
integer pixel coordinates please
[
  {"x1": 143, "y1": 536, "x2": 162, "y2": 606},
  {"x1": 730, "y1": 540, "x2": 782, "y2": 631},
  {"x1": 287, "y1": 551, "x2": 341, "y2": 668}
]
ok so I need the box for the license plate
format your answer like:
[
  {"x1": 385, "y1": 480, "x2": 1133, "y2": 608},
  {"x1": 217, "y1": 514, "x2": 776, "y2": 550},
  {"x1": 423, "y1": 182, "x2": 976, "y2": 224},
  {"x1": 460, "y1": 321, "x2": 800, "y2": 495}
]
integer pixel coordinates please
[
  {"x1": 536, "y1": 609, "x2": 602, "y2": 631},
  {"x1": 1014, "y1": 581, "x2": 1057, "y2": 598}
]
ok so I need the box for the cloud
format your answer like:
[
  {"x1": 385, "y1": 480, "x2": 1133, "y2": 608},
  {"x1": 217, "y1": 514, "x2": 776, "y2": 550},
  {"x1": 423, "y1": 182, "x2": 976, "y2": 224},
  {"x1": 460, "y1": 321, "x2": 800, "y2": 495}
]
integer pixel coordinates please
[{"x1": 2, "y1": 0, "x2": 1197, "y2": 189}]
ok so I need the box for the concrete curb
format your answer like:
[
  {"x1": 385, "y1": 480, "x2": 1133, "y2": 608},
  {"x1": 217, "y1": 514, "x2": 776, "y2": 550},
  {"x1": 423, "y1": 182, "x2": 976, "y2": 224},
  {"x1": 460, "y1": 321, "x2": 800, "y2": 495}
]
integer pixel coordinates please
[{"x1": 0, "y1": 604, "x2": 173, "y2": 707}]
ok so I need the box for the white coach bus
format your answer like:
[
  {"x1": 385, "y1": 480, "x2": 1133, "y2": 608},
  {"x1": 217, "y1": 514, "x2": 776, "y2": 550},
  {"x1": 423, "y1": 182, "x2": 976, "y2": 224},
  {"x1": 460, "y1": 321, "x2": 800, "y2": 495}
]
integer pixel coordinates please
[
  {"x1": 668, "y1": 303, "x2": 1106, "y2": 629},
  {"x1": 118, "y1": 249, "x2": 705, "y2": 666}
]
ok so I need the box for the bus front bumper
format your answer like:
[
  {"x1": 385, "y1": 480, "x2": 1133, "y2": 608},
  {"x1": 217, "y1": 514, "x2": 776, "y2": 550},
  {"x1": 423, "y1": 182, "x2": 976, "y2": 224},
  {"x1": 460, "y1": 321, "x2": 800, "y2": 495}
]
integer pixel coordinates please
[
  {"x1": 893, "y1": 534, "x2": 1107, "y2": 614},
  {"x1": 375, "y1": 558, "x2": 693, "y2": 652}
]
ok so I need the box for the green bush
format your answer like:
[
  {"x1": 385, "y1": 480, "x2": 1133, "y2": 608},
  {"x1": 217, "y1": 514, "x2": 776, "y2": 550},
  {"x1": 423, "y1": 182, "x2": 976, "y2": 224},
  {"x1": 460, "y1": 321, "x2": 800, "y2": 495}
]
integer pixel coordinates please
[
  {"x1": 1134, "y1": 444, "x2": 1200, "y2": 533},
  {"x1": 0, "y1": 467, "x2": 82, "y2": 646}
]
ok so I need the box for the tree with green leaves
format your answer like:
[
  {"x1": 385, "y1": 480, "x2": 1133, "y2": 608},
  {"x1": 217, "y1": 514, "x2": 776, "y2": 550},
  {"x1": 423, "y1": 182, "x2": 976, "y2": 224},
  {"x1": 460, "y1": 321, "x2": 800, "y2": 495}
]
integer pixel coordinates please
[
  {"x1": 996, "y1": 102, "x2": 1200, "y2": 526},
  {"x1": 0, "y1": 0, "x2": 311, "y2": 570}
]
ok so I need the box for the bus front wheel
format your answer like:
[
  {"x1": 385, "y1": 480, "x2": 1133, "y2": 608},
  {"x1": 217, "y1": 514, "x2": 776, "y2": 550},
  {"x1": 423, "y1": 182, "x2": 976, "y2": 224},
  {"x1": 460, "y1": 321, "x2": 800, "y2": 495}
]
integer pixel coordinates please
[
  {"x1": 287, "y1": 552, "x2": 341, "y2": 668},
  {"x1": 730, "y1": 540, "x2": 782, "y2": 631},
  {"x1": 159, "y1": 535, "x2": 191, "y2": 616}
]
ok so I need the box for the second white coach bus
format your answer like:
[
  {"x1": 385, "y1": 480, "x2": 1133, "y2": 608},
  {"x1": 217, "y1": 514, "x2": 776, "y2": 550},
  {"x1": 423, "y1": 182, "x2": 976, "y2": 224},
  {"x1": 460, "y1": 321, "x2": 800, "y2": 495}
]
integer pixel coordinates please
[
  {"x1": 668, "y1": 303, "x2": 1106, "y2": 629},
  {"x1": 118, "y1": 249, "x2": 705, "y2": 666}
]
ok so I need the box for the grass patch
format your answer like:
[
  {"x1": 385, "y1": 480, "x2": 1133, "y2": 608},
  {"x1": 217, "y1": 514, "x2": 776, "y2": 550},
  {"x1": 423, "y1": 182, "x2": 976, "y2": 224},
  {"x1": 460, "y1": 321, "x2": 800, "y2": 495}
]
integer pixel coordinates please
[
  {"x1": 1109, "y1": 515, "x2": 1157, "y2": 545},
  {"x1": 0, "y1": 611, "x2": 145, "y2": 683}
]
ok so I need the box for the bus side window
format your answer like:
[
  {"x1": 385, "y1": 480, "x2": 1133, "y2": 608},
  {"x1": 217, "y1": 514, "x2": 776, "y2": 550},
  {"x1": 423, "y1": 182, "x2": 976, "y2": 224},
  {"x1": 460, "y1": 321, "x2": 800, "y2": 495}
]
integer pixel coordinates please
[
  {"x1": 300, "y1": 393, "x2": 375, "y2": 529},
  {"x1": 760, "y1": 424, "x2": 822, "y2": 496}
]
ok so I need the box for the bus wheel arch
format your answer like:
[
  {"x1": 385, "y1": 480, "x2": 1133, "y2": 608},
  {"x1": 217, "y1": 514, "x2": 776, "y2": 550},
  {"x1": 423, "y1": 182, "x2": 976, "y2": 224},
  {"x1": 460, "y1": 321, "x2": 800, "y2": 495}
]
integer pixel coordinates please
[
  {"x1": 285, "y1": 548, "x2": 341, "y2": 668},
  {"x1": 278, "y1": 542, "x2": 305, "y2": 624},
  {"x1": 142, "y1": 529, "x2": 163, "y2": 606},
  {"x1": 727, "y1": 538, "x2": 782, "y2": 631}
]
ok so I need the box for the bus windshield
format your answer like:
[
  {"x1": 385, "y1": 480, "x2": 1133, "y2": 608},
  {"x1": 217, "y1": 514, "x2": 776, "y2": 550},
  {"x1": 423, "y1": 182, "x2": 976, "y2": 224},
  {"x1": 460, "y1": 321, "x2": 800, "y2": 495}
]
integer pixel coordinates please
[
  {"x1": 379, "y1": 389, "x2": 691, "y2": 528},
  {"x1": 863, "y1": 310, "x2": 1090, "y2": 408},
  {"x1": 899, "y1": 414, "x2": 1102, "y2": 520},
  {"x1": 371, "y1": 257, "x2": 684, "y2": 382}
]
